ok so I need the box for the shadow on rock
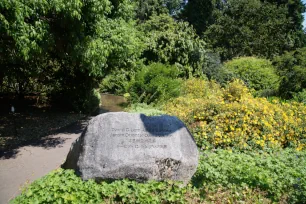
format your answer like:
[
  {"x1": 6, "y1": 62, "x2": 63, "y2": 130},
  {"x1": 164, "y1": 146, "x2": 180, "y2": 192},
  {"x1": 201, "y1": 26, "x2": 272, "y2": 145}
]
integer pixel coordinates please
[{"x1": 139, "y1": 114, "x2": 185, "y2": 137}]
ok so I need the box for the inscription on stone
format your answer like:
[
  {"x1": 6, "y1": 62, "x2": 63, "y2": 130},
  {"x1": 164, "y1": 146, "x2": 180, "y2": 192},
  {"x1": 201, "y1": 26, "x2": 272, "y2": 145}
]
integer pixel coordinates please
[
  {"x1": 62, "y1": 112, "x2": 198, "y2": 184},
  {"x1": 111, "y1": 128, "x2": 170, "y2": 149}
]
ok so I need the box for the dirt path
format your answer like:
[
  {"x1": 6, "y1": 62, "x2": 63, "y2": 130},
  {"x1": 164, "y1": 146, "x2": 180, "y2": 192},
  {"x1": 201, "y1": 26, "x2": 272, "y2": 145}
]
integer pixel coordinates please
[{"x1": 0, "y1": 120, "x2": 88, "y2": 204}]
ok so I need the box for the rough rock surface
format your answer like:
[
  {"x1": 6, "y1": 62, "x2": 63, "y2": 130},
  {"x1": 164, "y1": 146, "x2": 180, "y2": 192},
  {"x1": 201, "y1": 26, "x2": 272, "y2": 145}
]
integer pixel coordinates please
[{"x1": 62, "y1": 112, "x2": 198, "y2": 184}]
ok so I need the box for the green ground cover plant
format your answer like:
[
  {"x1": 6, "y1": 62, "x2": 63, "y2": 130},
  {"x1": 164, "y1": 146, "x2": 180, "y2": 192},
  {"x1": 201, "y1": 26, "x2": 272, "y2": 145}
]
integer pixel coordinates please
[
  {"x1": 11, "y1": 168, "x2": 195, "y2": 204},
  {"x1": 194, "y1": 149, "x2": 306, "y2": 203},
  {"x1": 12, "y1": 149, "x2": 306, "y2": 203}
]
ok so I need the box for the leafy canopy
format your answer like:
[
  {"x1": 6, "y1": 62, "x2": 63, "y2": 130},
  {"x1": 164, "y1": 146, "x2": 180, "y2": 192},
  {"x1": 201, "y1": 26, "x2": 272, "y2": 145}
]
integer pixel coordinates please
[
  {"x1": 0, "y1": 0, "x2": 144, "y2": 111},
  {"x1": 180, "y1": 0, "x2": 306, "y2": 60},
  {"x1": 140, "y1": 14, "x2": 208, "y2": 77}
]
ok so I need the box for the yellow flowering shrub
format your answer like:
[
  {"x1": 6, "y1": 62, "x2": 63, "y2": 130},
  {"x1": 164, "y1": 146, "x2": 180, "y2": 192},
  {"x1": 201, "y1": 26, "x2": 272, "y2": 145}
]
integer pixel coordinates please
[{"x1": 165, "y1": 79, "x2": 306, "y2": 150}]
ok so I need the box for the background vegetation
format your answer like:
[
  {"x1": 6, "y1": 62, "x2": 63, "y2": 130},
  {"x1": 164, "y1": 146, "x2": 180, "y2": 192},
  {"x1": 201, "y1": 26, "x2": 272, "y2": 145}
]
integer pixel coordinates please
[
  {"x1": 1, "y1": 0, "x2": 305, "y2": 111},
  {"x1": 2, "y1": 0, "x2": 306, "y2": 203}
]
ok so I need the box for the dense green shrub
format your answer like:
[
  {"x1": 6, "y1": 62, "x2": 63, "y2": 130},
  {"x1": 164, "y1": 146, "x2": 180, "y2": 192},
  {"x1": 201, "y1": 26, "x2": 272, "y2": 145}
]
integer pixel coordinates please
[
  {"x1": 198, "y1": 51, "x2": 225, "y2": 80},
  {"x1": 140, "y1": 14, "x2": 209, "y2": 78},
  {"x1": 0, "y1": 0, "x2": 144, "y2": 110},
  {"x1": 224, "y1": 57, "x2": 280, "y2": 96},
  {"x1": 273, "y1": 47, "x2": 306, "y2": 99},
  {"x1": 59, "y1": 88, "x2": 100, "y2": 114},
  {"x1": 201, "y1": 52, "x2": 235, "y2": 86},
  {"x1": 51, "y1": 74, "x2": 100, "y2": 113},
  {"x1": 78, "y1": 88, "x2": 101, "y2": 113},
  {"x1": 193, "y1": 149, "x2": 306, "y2": 203},
  {"x1": 293, "y1": 89, "x2": 306, "y2": 104},
  {"x1": 128, "y1": 63, "x2": 182, "y2": 104},
  {"x1": 99, "y1": 69, "x2": 134, "y2": 94}
]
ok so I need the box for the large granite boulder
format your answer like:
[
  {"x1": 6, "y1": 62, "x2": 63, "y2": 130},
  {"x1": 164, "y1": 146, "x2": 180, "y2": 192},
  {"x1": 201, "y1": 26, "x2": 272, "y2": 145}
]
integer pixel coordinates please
[{"x1": 62, "y1": 112, "x2": 198, "y2": 184}]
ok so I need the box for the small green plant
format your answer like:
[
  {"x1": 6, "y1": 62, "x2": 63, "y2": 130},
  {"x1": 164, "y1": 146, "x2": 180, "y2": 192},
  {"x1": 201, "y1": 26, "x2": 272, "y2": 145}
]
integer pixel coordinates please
[
  {"x1": 292, "y1": 89, "x2": 306, "y2": 104},
  {"x1": 11, "y1": 149, "x2": 306, "y2": 203}
]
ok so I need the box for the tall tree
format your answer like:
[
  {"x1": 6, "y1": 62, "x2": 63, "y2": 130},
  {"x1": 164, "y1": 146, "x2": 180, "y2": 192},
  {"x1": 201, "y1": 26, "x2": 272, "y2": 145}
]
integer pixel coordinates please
[
  {"x1": 263, "y1": 0, "x2": 306, "y2": 47},
  {"x1": 140, "y1": 14, "x2": 208, "y2": 77},
  {"x1": 0, "y1": 0, "x2": 143, "y2": 111},
  {"x1": 179, "y1": 0, "x2": 216, "y2": 35},
  {"x1": 180, "y1": 0, "x2": 306, "y2": 60},
  {"x1": 135, "y1": 0, "x2": 183, "y2": 21}
]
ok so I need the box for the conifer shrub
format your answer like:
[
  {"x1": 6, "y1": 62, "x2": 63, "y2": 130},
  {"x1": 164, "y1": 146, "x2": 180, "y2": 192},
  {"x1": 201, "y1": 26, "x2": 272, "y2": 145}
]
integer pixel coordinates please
[{"x1": 273, "y1": 47, "x2": 306, "y2": 99}]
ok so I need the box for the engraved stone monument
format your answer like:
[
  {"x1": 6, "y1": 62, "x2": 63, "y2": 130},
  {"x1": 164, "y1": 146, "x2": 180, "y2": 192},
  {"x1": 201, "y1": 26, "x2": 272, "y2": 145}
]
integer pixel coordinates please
[{"x1": 62, "y1": 112, "x2": 198, "y2": 184}]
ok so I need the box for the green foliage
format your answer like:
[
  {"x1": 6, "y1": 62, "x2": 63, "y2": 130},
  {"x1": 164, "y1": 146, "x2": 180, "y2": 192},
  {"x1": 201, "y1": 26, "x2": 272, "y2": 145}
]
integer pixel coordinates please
[
  {"x1": 273, "y1": 47, "x2": 306, "y2": 99},
  {"x1": 0, "y1": 0, "x2": 144, "y2": 112},
  {"x1": 293, "y1": 89, "x2": 306, "y2": 104},
  {"x1": 179, "y1": 0, "x2": 214, "y2": 35},
  {"x1": 11, "y1": 168, "x2": 192, "y2": 204},
  {"x1": 51, "y1": 73, "x2": 101, "y2": 113},
  {"x1": 140, "y1": 14, "x2": 208, "y2": 78},
  {"x1": 76, "y1": 88, "x2": 101, "y2": 114},
  {"x1": 84, "y1": 18, "x2": 145, "y2": 76},
  {"x1": 126, "y1": 103, "x2": 165, "y2": 116},
  {"x1": 108, "y1": 0, "x2": 136, "y2": 20},
  {"x1": 128, "y1": 63, "x2": 182, "y2": 104},
  {"x1": 201, "y1": 52, "x2": 235, "y2": 86},
  {"x1": 165, "y1": 79, "x2": 306, "y2": 151},
  {"x1": 206, "y1": 0, "x2": 298, "y2": 60},
  {"x1": 135, "y1": 0, "x2": 182, "y2": 21},
  {"x1": 224, "y1": 57, "x2": 280, "y2": 96},
  {"x1": 135, "y1": 0, "x2": 168, "y2": 21},
  {"x1": 181, "y1": 0, "x2": 306, "y2": 60},
  {"x1": 194, "y1": 149, "x2": 306, "y2": 203},
  {"x1": 0, "y1": 0, "x2": 112, "y2": 75},
  {"x1": 99, "y1": 69, "x2": 133, "y2": 94},
  {"x1": 11, "y1": 151, "x2": 306, "y2": 203},
  {"x1": 264, "y1": 0, "x2": 306, "y2": 33},
  {"x1": 164, "y1": 0, "x2": 183, "y2": 15}
]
